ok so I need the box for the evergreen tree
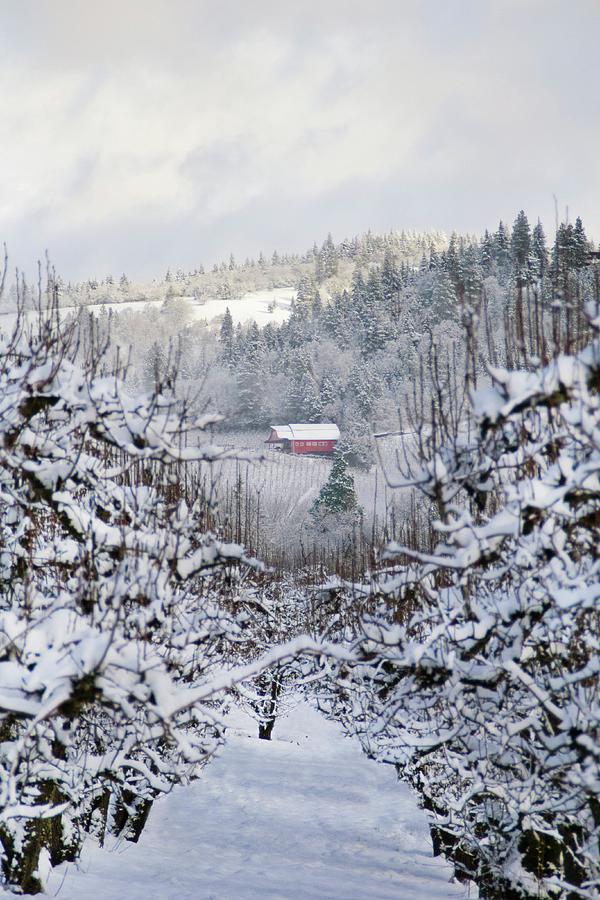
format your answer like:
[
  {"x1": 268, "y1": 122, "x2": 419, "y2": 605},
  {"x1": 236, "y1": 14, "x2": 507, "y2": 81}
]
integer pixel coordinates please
[
  {"x1": 480, "y1": 230, "x2": 495, "y2": 275},
  {"x1": 361, "y1": 301, "x2": 389, "y2": 354},
  {"x1": 262, "y1": 322, "x2": 278, "y2": 351},
  {"x1": 313, "y1": 242, "x2": 324, "y2": 282},
  {"x1": 286, "y1": 299, "x2": 311, "y2": 347},
  {"x1": 311, "y1": 290, "x2": 323, "y2": 322},
  {"x1": 510, "y1": 210, "x2": 532, "y2": 280},
  {"x1": 552, "y1": 223, "x2": 576, "y2": 278},
  {"x1": 350, "y1": 268, "x2": 369, "y2": 331},
  {"x1": 459, "y1": 243, "x2": 483, "y2": 305},
  {"x1": 431, "y1": 269, "x2": 457, "y2": 322},
  {"x1": 366, "y1": 268, "x2": 385, "y2": 306},
  {"x1": 320, "y1": 295, "x2": 339, "y2": 336},
  {"x1": 445, "y1": 232, "x2": 461, "y2": 285},
  {"x1": 285, "y1": 371, "x2": 323, "y2": 422},
  {"x1": 573, "y1": 216, "x2": 589, "y2": 268},
  {"x1": 296, "y1": 273, "x2": 315, "y2": 306},
  {"x1": 312, "y1": 453, "x2": 357, "y2": 515},
  {"x1": 495, "y1": 221, "x2": 511, "y2": 276},
  {"x1": 321, "y1": 232, "x2": 339, "y2": 278},
  {"x1": 532, "y1": 219, "x2": 548, "y2": 279},
  {"x1": 347, "y1": 364, "x2": 381, "y2": 418},
  {"x1": 319, "y1": 371, "x2": 341, "y2": 416},
  {"x1": 219, "y1": 307, "x2": 235, "y2": 365}
]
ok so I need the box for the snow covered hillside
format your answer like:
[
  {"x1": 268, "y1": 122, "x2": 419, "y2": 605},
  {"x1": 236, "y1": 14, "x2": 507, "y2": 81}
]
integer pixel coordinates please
[
  {"x1": 0, "y1": 287, "x2": 296, "y2": 335},
  {"x1": 75, "y1": 287, "x2": 296, "y2": 328},
  {"x1": 45, "y1": 703, "x2": 470, "y2": 900}
]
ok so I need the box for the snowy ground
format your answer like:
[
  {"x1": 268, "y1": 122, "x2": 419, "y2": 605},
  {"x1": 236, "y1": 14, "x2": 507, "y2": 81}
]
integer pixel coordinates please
[
  {"x1": 45, "y1": 703, "x2": 472, "y2": 900},
  {"x1": 72, "y1": 287, "x2": 296, "y2": 327},
  {"x1": 0, "y1": 288, "x2": 296, "y2": 334}
]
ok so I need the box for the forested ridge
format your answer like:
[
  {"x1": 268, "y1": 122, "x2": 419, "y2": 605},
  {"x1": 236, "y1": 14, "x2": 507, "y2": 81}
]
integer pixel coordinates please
[{"x1": 0, "y1": 210, "x2": 598, "y2": 898}]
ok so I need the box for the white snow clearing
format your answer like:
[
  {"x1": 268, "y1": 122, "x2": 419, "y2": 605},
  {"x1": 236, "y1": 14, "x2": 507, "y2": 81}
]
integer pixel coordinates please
[
  {"x1": 73, "y1": 287, "x2": 296, "y2": 327},
  {"x1": 45, "y1": 703, "x2": 471, "y2": 900},
  {"x1": 0, "y1": 288, "x2": 296, "y2": 335}
]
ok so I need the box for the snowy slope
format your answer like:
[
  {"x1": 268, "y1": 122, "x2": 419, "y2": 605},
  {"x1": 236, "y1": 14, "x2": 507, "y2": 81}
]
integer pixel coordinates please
[
  {"x1": 0, "y1": 288, "x2": 296, "y2": 335},
  {"x1": 45, "y1": 703, "x2": 471, "y2": 900}
]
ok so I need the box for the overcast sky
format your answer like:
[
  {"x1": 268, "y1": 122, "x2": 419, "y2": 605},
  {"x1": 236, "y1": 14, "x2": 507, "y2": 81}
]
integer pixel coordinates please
[{"x1": 1, "y1": 0, "x2": 598, "y2": 281}]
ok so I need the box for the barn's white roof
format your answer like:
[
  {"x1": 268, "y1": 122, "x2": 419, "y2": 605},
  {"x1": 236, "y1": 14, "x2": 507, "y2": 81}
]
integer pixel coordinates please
[
  {"x1": 268, "y1": 423, "x2": 340, "y2": 441},
  {"x1": 268, "y1": 425, "x2": 294, "y2": 440}
]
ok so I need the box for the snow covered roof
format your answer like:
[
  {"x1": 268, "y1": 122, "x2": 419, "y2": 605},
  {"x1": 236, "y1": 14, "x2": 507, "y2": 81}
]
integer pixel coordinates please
[
  {"x1": 268, "y1": 425, "x2": 294, "y2": 441},
  {"x1": 290, "y1": 423, "x2": 340, "y2": 441},
  {"x1": 267, "y1": 424, "x2": 340, "y2": 442}
]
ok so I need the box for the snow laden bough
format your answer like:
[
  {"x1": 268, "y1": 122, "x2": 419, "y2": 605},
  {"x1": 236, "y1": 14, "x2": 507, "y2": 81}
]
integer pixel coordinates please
[
  {"x1": 0, "y1": 298, "x2": 341, "y2": 894},
  {"x1": 324, "y1": 337, "x2": 600, "y2": 899}
]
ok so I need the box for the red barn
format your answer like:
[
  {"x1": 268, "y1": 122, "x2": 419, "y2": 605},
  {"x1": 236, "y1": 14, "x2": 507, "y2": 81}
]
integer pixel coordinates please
[{"x1": 265, "y1": 423, "x2": 340, "y2": 456}]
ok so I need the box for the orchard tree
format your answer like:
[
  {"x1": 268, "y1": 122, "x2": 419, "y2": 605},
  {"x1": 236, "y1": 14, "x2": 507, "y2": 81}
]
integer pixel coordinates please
[
  {"x1": 0, "y1": 268, "x2": 330, "y2": 893},
  {"x1": 325, "y1": 319, "x2": 600, "y2": 899}
]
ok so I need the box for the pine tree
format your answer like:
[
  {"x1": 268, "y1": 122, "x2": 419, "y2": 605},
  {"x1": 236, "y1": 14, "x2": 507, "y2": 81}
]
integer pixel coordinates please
[
  {"x1": 219, "y1": 307, "x2": 235, "y2": 365},
  {"x1": 445, "y1": 232, "x2": 461, "y2": 285},
  {"x1": 321, "y1": 232, "x2": 339, "y2": 278},
  {"x1": 511, "y1": 210, "x2": 532, "y2": 281},
  {"x1": 347, "y1": 363, "x2": 381, "y2": 417},
  {"x1": 552, "y1": 223, "x2": 575, "y2": 279},
  {"x1": 366, "y1": 268, "x2": 385, "y2": 306},
  {"x1": 311, "y1": 290, "x2": 323, "y2": 322},
  {"x1": 296, "y1": 273, "x2": 315, "y2": 306},
  {"x1": 312, "y1": 453, "x2": 357, "y2": 515},
  {"x1": 361, "y1": 302, "x2": 389, "y2": 354},
  {"x1": 573, "y1": 216, "x2": 589, "y2": 268},
  {"x1": 319, "y1": 372, "x2": 341, "y2": 416},
  {"x1": 313, "y1": 242, "x2": 324, "y2": 282},
  {"x1": 532, "y1": 219, "x2": 548, "y2": 279},
  {"x1": 431, "y1": 269, "x2": 457, "y2": 322},
  {"x1": 495, "y1": 221, "x2": 511, "y2": 276},
  {"x1": 480, "y1": 230, "x2": 495, "y2": 275},
  {"x1": 286, "y1": 371, "x2": 323, "y2": 422},
  {"x1": 459, "y1": 244, "x2": 483, "y2": 305}
]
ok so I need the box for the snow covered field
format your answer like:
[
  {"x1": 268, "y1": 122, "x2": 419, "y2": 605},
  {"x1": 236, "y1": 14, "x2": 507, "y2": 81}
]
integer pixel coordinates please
[
  {"x1": 0, "y1": 288, "x2": 296, "y2": 334},
  {"x1": 45, "y1": 703, "x2": 471, "y2": 900},
  {"x1": 76, "y1": 287, "x2": 296, "y2": 327}
]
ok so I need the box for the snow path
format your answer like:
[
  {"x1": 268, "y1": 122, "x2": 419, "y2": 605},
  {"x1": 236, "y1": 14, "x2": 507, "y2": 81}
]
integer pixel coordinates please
[{"x1": 46, "y1": 703, "x2": 470, "y2": 900}]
